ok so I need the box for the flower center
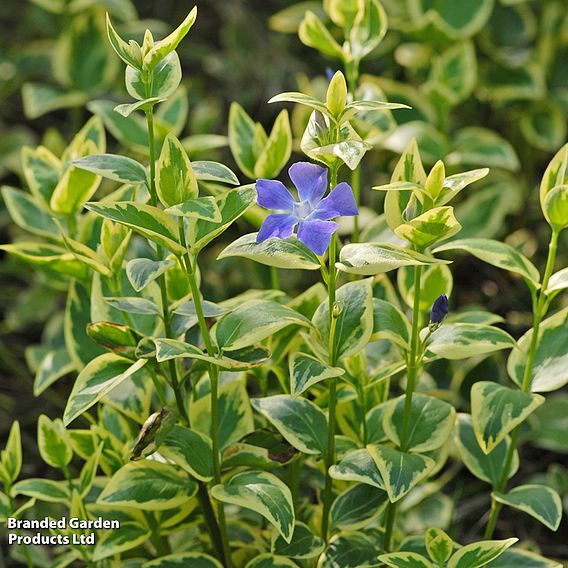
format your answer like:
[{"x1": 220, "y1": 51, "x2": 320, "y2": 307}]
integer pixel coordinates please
[{"x1": 293, "y1": 200, "x2": 313, "y2": 218}]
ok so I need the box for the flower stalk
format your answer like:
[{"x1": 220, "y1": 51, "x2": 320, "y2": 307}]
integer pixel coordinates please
[
  {"x1": 484, "y1": 228, "x2": 559, "y2": 539},
  {"x1": 384, "y1": 262, "x2": 424, "y2": 551}
]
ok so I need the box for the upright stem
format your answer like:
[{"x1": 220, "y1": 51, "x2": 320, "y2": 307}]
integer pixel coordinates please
[
  {"x1": 484, "y1": 229, "x2": 559, "y2": 539},
  {"x1": 321, "y1": 167, "x2": 340, "y2": 542},
  {"x1": 180, "y1": 246, "x2": 232, "y2": 567},
  {"x1": 344, "y1": 59, "x2": 361, "y2": 242},
  {"x1": 144, "y1": 104, "x2": 225, "y2": 560},
  {"x1": 351, "y1": 165, "x2": 361, "y2": 242},
  {"x1": 384, "y1": 263, "x2": 423, "y2": 551}
]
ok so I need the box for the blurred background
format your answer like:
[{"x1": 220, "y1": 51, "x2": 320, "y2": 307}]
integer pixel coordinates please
[{"x1": 0, "y1": 0, "x2": 567, "y2": 561}]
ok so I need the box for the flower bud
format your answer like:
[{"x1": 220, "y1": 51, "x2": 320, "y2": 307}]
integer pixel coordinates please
[
  {"x1": 332, "y1": 301, "x2": 342, "y2": 318},
  {"x1": 429, "y1": 294, "x2": 448, "y2": 331}
]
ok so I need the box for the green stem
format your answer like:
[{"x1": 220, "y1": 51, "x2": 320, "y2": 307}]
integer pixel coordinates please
[
  {"x1": 145, "y1": 106, "x2": 190, "y2": 425},
  {"x1": 321, "y1": 166, "x2": 340, "y2": 542},
  {"x1": 384, "y1": 263, "x2": 423, "y2": 551},
  {"x1": 484, "y1": 229, "x2": 559, "y2": 539},
  {"x1": 351, "y1": 165, "x2": 361, "y2": 242},
  {"x1": 180, "y1": 247, "x2": 232, "y2": 568},
  {"x1": 270, "y1": 266, "x2": 280, "y2": 290},
  {"x1": 147, "y1": 366, "x2": 168, "y2": 407},
  {"x1": 144, "y1": 511, "x2": 171, "y2": 556},
  {"x1": 8, "y1": 491, "x2": 34, "y2": 568},
  {"x1": 197, "y1": 482, "x2": 226, "y2": 556}
]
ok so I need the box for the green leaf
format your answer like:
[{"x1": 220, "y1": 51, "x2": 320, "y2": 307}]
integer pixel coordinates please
[
  {"x1": 165, "y1": 196, "x2": 222, "y2": 222},
  {"x1": 425, "y1": 323, "x2": 516, "y2": 360},
  {"x1": 520, "y1": 101, "x2": 567, "y2": 153},
  {"x1": 21, "y1": 145, "x2": 61, "y2": 204},
  {"x1": 447, "y1": 538, "x2": 518, "y2": 568},
  {"x1": 92, "y1": 509, "x2": 150, "y2": 561},
  {"x1": 190, "y1": 185, "x2": 256, "y2": 252},
  {"x1": 228, "y1": 102, "x2": 258, "y2": 179},
  {"x1": 213, "y1": 300, "x2": 310, "y2": 351},
  {"x1": 114, "y1": 97, "x2": 164, "y2": 117},
  {"x1": 455, "y1": 414, "x2": 518, "y2": 486},
  {"x1": 337, "y1": 243, "x2": 447, "y2": 275},
  {"x1": 271, "y1": 521, "x2": 325, "y2": 559},
  {"x1": 311, "y1": 279, "x2": 374, "y2": 358},
  {"x1": 126, "y1": 258, "x2": 176, "y2": 292},
  {"x1": 298, "y1": 10, "x2": 343, "y2": 59},
  {"x1": 63, "y1": 354, "x2": 147, "y2": 426},
  {"x1": 348, "y1": 0, "x2": 388, "y2": 61},
  {"x1": 435, "y1": 238, "x2": 540, "y2": 286},
  {"x1": 86, "y1": 321, "x2": 142, "y2": 359},
  {"x1": 507, "y1": 306, "x2": 568, "y2": 392},
  {"x1": 486, "y1": 548, "x2": 563, "y2": 567},
  {"x1": 33, "y1": 349, "x2": 75, "y2": 395},
  {"x1": 1, "y1": 186, "x2": 59, "y2": 238},
  {"x1": 73, "y1": 153, "x2": 147, "y2": 184},
  {"x1": 254, "y1": 110, "x2": 292, "y2": 179},
  {"x1": 331, "y1": 483, "x2": 388, "y2": 531},
  {"x1": 88, "y1": 99, "x2": 148, "y2": 151},
  {"x1": 143, "y1": 6, "x2": 197, "y2": 69},
  {"x1": 384, "y1": 393, "x2": 456, "y2": 452},
  {"x1": 156, "y1": 133, "x2": 197, "y2": 207},
  {"x1": 546, "y1": 267, "x2": 568, "y2": 296},
  {"x1": 252, "y1": 394, "x2": 328, "y2": 455},
  {"x1": 0, "y1": 242, "x2": 88, "y2": 278},
  {"x1": 427, "y1": 41, "x2": 476, "y2": 107},
  {"x1": 326, "y1": 71, "x2": 348, "y2": 118},
  {"x1": 22, "y1": 82, "x2": 87, "y2": 120},
  {"x1": 1, "y1": 421, "x2": 22, "y2": 485},
  {"x1": 58, "y1": 229, "x2": 113, "y2": 277},
  {"x1": 12, "y1": 478, "x2": 69, "y2": 504},
  {"x1": 144, "y1": 552, "x2": 223, "y2": 567},
  {"x1": 245, "y1": 555, "x2": 298, "y2": 568},
  {"x1": 319, "y1": 532, "x2": 381, "y2": 567},
  {"x1": 37, "y1": 415, "x2": 72, "y2": 469},
  {"x1": 409, "y1": 0, "x2": 494, "y2": 38},
  {"x1": 447, "y1": 127, "x2": 519, "y2": 171},
  {"x1": 372, "y1": 299, "x2": 411, "y2": 349},
  {"x1": 97, "y1": 460, "x2": 197, "y2": 510},
  {"x1": 425, "y1": 527, "x2": 453, "y2": 565},
  {"x1": 290, "y1": 352, "x2": 344, "y2": 396},
  {"x1": 269, "y1": 92, "x2": 330, "y2": 119},
  {"x1": 492, "y1": 484, "x2": 562, "y2": 531},
  {"x1": 85, "y1": 201, "x2": 185, "y2": 256},
  {"x1": 105, "y1": 13, "x2": 142, "y2": 69},
  {"x1": 190, "y1": 379, "x2": 254, "y2": 451},
  {"x1": 269, "y1": 2, "x2": 325, "y2": 33},
  {"x1": 540, "y1": 144, "x2": 568, "y2": 210},
  {"x1": 212, "y1": 470, "x2": 295, "y2": 542},
  {"x1": 192, "y1": 161, "x2": 239, "y2": 185},
  {"x1": 218, "y1": 233, "x2": 320, "y2": 270},
  {"x1": 160, "y1": 425, "x2": 213, "y2": 482},
  {"x1": 329, "y1": 448, "x2": 385, "y2": 489},
  {"x1": 106, "y1": 296, "x2": 161, "y2": 316},
  {"x1": 398, "y1": 263, "x2": 452, "y2": 312},
  {"x1": 78, "y1": 444, "x2": 103, "y2": 498},
  {"x1": 471, "y1": 382, "x2": 544, "y2": 453},
  {"x1": 126, "y1": 51, "x2": 182, "y2": 100},
  {"x1": 379, "y1": 552, "x2": 435, "y2": 568},
  {"x1": 543, "y1": 185, "x2": 568, "y2": 230},
  {"x1": 65, "y1": 281, "x2": 106, "y2": 369},
  {"x1": 366, "y1": 402, "x2": 390, "y2": 444},
  {"x1": 396, "y1": 206, "x2": 462, "y2": 249},
  {"x1": 367, "y1": 444, "x2": 435, "y2": 502}
]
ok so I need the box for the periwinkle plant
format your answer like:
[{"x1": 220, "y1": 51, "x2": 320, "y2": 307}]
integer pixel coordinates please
[{"x1": 0, "y1": 1, "x2": 567, "y2": 568}]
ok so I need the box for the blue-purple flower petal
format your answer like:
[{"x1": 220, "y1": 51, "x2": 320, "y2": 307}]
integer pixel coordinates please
[
  {"x1": 289, "y1": 162, "x2": 328, "y2": 205},
  {"x1": 297, "y1": 219, "x2": 338, "y2": 256},
  {"x1": 256, "y1": 179, "x2": 296, "y2": 211},
  {"x1": 257, "y1": 214, "x2": 297, "y2": 243},
  {"x1": 311, "y1": 182, "x2": 358, "y2": 220}
]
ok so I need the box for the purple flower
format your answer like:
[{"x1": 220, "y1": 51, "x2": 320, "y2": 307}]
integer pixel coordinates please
[
  {"x1": 255, "y1": 162, "x2": 358, "y2": 256},
  {"x1": 430, "y1": 294, "x2": 449, "y2": 324}
]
